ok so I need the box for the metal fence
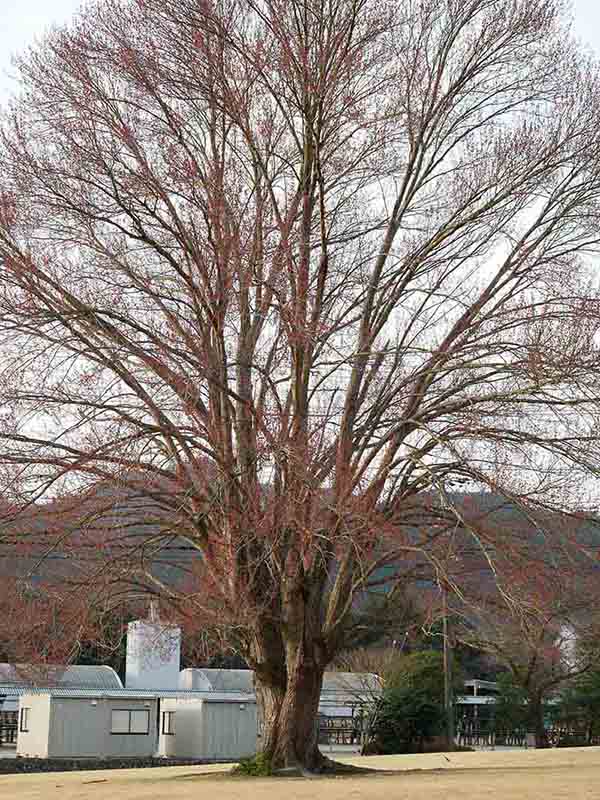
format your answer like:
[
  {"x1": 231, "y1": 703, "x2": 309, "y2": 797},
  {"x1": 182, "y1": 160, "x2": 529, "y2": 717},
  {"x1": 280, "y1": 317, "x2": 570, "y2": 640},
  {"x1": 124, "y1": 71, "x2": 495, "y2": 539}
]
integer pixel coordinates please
[
  {"x1": 0, "y1": 710, "x2": 17, "y2": 746},
  {"x1": 457, "y1": 720, "x2": 527, "y2": 748},
  {"x1": 318, "y1": 714, "x2": 364, "y2": 746},
  {"x1": 546, "y1": 726, "x2": 600, "y2": 748},
  {"x1": 0, "y1": 724, "x2": 17, "y2": 745},
  {"x1": 320, "y1": 712, "x2": 530, "y2": 750},
  {"x1": 458, "y1": 720, "x2": 600, "y2": 749}
]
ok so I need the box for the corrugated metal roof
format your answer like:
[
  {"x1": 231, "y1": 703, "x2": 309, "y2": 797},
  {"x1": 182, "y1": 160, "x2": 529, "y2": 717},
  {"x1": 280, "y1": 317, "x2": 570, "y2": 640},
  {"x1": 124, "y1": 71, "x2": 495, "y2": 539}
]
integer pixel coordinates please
[
  {"x1": 1, "y1": 687, "x2": 255, "y2": 701},
  {"x1": 322, "y1": 672, "x2": 381, "y2": 693},
  {"x1": 181, "y1": 669, "x2": 254, "y2": 693},
  {"x1": 1, "y1": 665, "x2": 380, "y2": 705},
  {"x1": 456, "y1": 696, "x2": 496, "y2": 705},
  {"x1": 0, "y1": 664, "x2": 122, "y2": 690},
  {"x1": 180, "y1": 668, "x2": 381, "y2": 695},
  {"x1": 464, "y1": 679, "x2": 498, "y2": 690}
]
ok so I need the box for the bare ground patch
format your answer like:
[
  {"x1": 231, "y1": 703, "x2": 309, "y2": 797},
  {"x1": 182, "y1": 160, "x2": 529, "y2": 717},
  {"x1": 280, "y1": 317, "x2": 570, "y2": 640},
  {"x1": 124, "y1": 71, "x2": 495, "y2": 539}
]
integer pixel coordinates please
[{"x1": 1, "y1": 748, "x2": 600, "y2": 800}]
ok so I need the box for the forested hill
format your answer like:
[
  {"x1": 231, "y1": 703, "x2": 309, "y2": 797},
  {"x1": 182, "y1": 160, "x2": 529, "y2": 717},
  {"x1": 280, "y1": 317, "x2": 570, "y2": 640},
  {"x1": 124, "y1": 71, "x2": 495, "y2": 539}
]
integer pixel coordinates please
[{"x1": 2, "y1": 488, "x2": 598, "y2": 591}]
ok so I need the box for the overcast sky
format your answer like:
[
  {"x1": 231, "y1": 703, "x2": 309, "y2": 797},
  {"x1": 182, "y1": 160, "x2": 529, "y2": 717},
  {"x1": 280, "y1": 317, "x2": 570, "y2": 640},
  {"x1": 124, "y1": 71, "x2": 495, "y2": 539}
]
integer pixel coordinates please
[{"x1": 0, "y1": 0, "x2": 600, "y2": 103}]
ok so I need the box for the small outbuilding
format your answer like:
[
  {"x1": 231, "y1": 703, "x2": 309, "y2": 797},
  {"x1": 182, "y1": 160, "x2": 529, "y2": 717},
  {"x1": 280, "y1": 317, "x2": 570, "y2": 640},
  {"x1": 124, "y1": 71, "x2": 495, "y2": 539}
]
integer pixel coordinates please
[
  {"x1": 16, "y1": 690, "x2": 158, "y2": 760},
  {"x1": 158, "y1": 694, "x2": 257, "y2": 760}
]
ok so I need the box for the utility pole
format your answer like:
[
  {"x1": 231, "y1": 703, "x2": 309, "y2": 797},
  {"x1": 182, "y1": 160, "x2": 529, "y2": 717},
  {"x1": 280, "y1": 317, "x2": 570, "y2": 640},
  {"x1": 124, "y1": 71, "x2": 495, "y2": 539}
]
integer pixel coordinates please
[{"x1": 442, "y1": 582, "x2": 455, "y2": 751}]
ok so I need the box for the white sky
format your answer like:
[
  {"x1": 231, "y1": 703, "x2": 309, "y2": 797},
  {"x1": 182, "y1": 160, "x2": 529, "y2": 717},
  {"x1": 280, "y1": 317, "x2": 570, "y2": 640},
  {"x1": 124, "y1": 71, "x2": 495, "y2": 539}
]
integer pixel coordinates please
[
  {"x1": 0, "y1": 0, "x2": 600, "y2": 105},
  {"x1": 0, "y1": 0, "x2": 83, "y2": 105}
]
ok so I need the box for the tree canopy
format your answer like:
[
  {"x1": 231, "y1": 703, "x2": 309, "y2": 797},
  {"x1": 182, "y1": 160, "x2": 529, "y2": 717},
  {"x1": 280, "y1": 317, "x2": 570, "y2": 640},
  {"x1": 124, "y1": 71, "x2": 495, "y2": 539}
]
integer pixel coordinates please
[{"x1": 1, "y1": 0, "x2": 600, "y2": 771}]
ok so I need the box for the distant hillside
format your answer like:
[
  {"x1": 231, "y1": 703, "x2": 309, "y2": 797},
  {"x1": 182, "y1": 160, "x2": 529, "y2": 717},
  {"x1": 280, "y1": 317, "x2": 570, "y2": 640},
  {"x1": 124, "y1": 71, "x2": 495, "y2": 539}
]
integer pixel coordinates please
[{"x1": 2, "y1": 489, "x2": 599, "y2": 594}]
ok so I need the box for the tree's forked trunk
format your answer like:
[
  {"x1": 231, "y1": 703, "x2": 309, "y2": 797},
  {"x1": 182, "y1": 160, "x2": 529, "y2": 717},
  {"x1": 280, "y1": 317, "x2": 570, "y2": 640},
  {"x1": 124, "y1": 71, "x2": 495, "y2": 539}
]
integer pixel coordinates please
[{"x1": 257, "y1": 663, "x2": 327, "y2": 773}]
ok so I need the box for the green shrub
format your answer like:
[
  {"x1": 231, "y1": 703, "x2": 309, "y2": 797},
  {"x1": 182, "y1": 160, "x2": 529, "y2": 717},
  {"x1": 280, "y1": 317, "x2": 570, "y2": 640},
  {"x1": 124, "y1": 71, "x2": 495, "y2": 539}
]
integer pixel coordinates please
[
  {"x1": 386, "y1": 649, "x2": 465, "y2": 697},
  {"x1": 368, "y1": 686, "x2": 445, "y2": 753},
  {"x1": 234, "y1": 752, "x2": 273, "y2": 777},
  {"x1": 364, "y1": 650, "x2": 463, "y2": 754}
]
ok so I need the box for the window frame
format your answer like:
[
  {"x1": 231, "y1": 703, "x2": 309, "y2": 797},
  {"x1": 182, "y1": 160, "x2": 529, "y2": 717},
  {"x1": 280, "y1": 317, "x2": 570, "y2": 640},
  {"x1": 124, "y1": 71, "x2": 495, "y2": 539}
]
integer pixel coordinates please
[
  {"x1": 110, "y1": 708, "x2": 151, "y2": 736},
  {"x1": 19, "y1": 707, "x2": 30, "y2": 733},
  {"x1": 162, "y1": 710, "x2": 175, "y2": 735}
]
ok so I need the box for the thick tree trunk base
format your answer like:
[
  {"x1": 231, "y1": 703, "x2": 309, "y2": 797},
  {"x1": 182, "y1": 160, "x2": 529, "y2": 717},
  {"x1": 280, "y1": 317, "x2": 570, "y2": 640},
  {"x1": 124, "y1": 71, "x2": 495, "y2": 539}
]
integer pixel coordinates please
[
  {"x1": 268, "y1": 747, "x2": 327, "y2": 777},
  {"x1": 266, "y1": 741, "x2": 326, "y2": 775},
  {"x1": 270, "y1": 756, "x2": 382, "y2": 778},
  {"x1": 257, "y1": 660, "x2": 327, "y2": 774}
]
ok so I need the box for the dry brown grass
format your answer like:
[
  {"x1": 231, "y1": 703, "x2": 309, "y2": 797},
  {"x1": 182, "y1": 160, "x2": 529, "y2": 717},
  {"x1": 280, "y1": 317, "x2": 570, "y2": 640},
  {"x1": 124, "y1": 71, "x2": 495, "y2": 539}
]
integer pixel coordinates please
[{"x1": 2, "y1": 748, "x2": 600, "y2": 800}]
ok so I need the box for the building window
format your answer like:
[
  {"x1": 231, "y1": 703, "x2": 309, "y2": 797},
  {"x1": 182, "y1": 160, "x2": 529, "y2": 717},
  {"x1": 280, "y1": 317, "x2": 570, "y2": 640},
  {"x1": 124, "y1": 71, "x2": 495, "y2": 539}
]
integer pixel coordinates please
[
  {"x1": 110, "y1": 709, "x2": 150, "y2": 735},
  {"x1": 162, "y1": 711, "x2": 175, "y2": 735},
  {"x1": 19, "y1": 707, "x2": 30, "y2": 733}
]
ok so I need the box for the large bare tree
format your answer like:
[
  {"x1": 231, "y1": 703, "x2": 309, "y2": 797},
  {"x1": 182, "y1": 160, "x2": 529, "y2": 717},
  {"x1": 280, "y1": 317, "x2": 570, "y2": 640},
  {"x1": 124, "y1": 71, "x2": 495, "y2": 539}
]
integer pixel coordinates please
[{"x1": 2, "y1": 0, "x2": 600, "y2": 771}]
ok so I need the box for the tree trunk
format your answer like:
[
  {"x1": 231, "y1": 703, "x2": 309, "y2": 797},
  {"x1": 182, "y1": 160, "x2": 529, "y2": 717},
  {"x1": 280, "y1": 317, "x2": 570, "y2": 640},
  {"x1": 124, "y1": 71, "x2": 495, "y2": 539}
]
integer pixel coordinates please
[
  {"x1": 531, "y1": 698, "x2": 548, "y2": 748},
  {"x1": 249, "y1": 558, "x2": 332, "y2": 773},
  {"x1": 257, "y1": 661, "x2": 326, "y2": 773}
]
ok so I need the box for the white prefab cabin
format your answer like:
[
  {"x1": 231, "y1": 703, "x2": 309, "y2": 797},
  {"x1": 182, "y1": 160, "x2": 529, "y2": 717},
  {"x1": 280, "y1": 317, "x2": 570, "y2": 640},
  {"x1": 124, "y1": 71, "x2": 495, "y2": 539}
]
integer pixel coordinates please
[
  {"x1": 158, "y1": 695, "x2": 257, "y2": 760},
  {"x1": 16, "y1": 691, "x2": 158, "y2": 760}
]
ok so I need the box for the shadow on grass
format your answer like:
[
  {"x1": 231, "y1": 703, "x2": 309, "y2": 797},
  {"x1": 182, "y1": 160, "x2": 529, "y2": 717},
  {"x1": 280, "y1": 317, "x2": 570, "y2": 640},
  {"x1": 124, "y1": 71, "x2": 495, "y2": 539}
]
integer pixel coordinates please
[
  {"x1": 171, "y1": 767, "x2": 444, "y2": 782},
  {"x1": 170, "y1": 758, "x2": 596, "y2": 783}
]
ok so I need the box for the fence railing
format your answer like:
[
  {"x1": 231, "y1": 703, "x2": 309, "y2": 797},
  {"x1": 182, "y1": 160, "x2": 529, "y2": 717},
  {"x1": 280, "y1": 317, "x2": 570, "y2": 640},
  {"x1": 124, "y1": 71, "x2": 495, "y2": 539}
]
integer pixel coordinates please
[
  {"x1": 546, "y1": 726, "x2": 600, "y2": 748},
  {"x1": 0, "y1": 724, "x2": 17, "y2": 745},
  {"x1": 318, "y1": 715, "x2": 363, "y2": 746},
  {"x1": 457, "y1": 722, "x2": 527, "y2": 748},
  {"x1": 458, "y1": 721, "x2": 600, "y2": 749}
]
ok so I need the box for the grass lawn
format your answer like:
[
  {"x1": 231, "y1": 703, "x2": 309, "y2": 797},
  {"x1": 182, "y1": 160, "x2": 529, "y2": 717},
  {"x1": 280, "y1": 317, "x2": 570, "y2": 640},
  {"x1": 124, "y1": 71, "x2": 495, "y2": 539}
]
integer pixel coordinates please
[{"x1": 1, "y1": 748, "x2": 600, "y2": 800}]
